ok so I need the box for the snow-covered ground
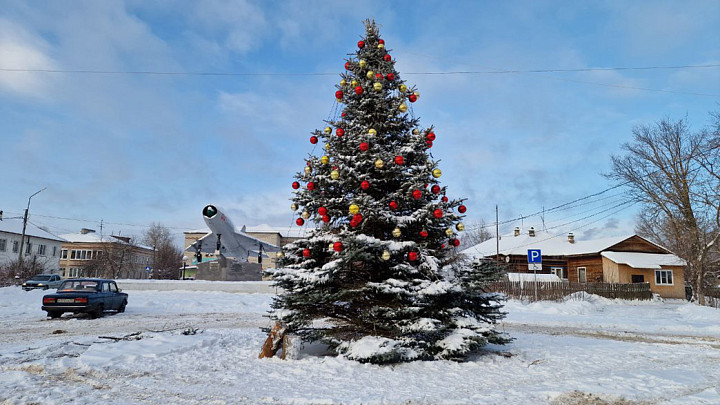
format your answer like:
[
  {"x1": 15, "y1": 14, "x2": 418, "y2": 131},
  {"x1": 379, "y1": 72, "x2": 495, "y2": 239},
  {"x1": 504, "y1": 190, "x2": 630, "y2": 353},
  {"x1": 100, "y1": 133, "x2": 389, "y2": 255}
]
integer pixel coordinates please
[{"x1": 1, "y1": 286, "x2": 719, "y2": 404}]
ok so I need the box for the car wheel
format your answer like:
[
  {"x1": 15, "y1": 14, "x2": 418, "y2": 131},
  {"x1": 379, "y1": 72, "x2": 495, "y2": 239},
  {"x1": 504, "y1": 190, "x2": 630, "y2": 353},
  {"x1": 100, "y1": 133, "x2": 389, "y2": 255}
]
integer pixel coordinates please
[
  {"x1": 118, "y1": 300, "x2": 127, "y2": 313},
  {"x1": 90, "y1": 304, "x2": 104, "y2": 319},
  {"x1": 47, "y1": 311, "x2": 63, "y2": 319}
]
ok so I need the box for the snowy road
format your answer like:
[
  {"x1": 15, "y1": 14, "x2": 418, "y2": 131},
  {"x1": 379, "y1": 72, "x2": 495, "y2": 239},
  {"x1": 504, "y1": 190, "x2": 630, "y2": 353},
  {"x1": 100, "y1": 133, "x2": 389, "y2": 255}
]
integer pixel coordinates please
[{"x1": 1, "y1": 286, "x2": 719, "y2": 404}]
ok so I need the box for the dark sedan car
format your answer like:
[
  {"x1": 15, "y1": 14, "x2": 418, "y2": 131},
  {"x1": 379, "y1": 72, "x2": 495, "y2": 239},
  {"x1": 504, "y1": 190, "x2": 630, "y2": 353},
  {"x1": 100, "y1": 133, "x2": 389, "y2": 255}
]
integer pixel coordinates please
[{"x1": 42, "y1": 279, "x2": 128, "y2": 319}]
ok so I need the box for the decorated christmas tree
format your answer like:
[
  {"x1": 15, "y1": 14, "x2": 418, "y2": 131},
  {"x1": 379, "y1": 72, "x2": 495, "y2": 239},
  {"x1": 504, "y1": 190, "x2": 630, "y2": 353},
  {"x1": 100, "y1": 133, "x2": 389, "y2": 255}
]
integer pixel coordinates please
[{"x1": 267, "y1": 20, "x2": 509, "y2": 364}]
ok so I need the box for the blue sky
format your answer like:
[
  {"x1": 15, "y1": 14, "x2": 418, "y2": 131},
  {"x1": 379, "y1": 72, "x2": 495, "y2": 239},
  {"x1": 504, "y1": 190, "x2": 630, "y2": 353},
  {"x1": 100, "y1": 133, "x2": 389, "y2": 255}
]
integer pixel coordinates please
[{"x1": 1, "y1": 0, "x2": 719, "y2": 246}]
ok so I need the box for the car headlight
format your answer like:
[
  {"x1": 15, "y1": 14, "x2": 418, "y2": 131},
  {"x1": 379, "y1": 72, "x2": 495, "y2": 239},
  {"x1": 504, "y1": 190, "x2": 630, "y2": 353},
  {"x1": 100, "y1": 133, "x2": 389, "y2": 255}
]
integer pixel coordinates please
[
  {"x1": 22, "y1": 283, "x2": 26, "y2": 286},
  {"x1": 38, "y1": 283, "x2": 44, "y2": 286}
]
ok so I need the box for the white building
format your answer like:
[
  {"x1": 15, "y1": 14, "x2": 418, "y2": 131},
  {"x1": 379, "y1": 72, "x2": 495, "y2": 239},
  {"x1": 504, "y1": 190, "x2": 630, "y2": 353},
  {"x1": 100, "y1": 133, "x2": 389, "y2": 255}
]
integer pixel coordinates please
[{"x1": 0, "y1": 218, "x2": 66, "y2": 274}]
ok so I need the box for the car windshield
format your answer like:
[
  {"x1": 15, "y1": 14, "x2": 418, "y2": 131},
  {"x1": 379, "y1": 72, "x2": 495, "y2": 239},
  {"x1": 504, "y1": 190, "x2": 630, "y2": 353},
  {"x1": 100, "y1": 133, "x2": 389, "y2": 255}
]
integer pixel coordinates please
[
  {"x1": 30, "y1": 275, "x2": 52, "y2": 281},
  {"x1": 58, "y1": 280, "x2": 99, "y2": 292}
]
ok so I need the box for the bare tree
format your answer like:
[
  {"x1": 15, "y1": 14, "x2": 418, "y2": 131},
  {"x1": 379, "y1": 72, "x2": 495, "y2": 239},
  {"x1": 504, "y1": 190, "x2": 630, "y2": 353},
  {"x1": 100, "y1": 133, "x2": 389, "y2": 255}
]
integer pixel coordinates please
[
  {"x1": 81, "y1": 241, "x2": 138, "y2": 279},
  {"x1": 608, "y1": 114, "x2": 720, "y2": 305},
  {"x1": 459, "y1": 219, "x2": 494, "y2": 249},
  {"x1": 142, "y1": 223, "x2": 182, "y2": 279}
]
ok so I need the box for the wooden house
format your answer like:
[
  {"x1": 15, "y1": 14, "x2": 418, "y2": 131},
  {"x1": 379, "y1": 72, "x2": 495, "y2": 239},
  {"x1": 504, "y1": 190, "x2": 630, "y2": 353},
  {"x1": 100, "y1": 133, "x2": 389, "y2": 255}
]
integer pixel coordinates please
[{"x1": 461, "y1": 227, "x2": 687, "y2": 299}]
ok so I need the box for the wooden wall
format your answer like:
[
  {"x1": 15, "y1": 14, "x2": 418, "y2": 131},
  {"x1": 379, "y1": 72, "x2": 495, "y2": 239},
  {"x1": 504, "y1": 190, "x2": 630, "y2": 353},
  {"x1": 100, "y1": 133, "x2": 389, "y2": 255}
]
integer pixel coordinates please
[
  {"x1": 567, "y1": 255, "x2": 604, "y2": 283},
  {"x1": 607, "y1": 235, "x2": 667, "y2": 254}
]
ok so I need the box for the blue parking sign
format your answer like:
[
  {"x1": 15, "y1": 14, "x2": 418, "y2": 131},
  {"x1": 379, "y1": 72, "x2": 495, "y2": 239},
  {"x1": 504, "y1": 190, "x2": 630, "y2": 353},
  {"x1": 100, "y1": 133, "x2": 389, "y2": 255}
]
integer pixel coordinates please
[{"x1": 527, "y1": 249, "x2": 542, "y2": 263}]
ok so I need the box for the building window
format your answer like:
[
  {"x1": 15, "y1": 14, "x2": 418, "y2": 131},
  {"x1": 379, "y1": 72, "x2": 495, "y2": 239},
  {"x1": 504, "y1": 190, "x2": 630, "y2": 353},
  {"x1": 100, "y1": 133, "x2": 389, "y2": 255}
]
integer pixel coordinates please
[
  {"x1": 25, "y1": 243, "x2": 32, "y2": 256},
  {"x1": 0, "y1": 239, "x2": 6, "y2": 252},
  {"x1": 38, "y1": 244, "x2": 47, "y2": 256},
  {"x1": 551, "y1": 267, "x2": 566, "y2": 279},
  {"x1": 578, "y1": 267, "x2": 587, "y2": 283},
  {"x1": 12, "y1": 240, "x2": 19, "y2": 253},
  {"x1": 655, "y1": 270, "x2": 673, "y2": 286},
  {"x1": 52, "y1": 246, "x2": 57, "y2": 257},
  {"x1": 61, "y1": 249, "x2": 68, "y2": 259},
  {"x1": 70, "y1": 250, "x2": 76, "y2": 259}
]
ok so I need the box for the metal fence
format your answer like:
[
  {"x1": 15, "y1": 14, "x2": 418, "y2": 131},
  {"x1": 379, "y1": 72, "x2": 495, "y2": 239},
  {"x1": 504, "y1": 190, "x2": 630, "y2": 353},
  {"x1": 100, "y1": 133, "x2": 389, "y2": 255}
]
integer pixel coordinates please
[
  {"x1": 706, "y1": 287, "x2": 720, "y2": 308},
  {"x1": 489, "y1": 281, "x2": 653, "y2": 302}
]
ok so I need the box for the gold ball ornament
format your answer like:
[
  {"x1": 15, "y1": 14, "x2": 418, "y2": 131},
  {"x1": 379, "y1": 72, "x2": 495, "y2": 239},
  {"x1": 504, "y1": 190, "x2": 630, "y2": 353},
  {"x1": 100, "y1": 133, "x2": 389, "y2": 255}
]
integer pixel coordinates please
[
  {"x1": 304, "y1": 166, "x2": 311, "y2": 175},
  {"x1": 351, "y1": 80, "x2": 358, "y2": 87},
  {"x1": 432, "y1": 169, "x2": 442, "y2": 178},
  {"x1": 349, "y1": 204, "x2": 360, "y2": 215},
  {"x1": 392, "y1": 227, "x2": 402, "y2": 238},
  {"x1": 302, "y1": 211, "x2": 310, "y2": 220},
  {"x1": 456, "y1": 223, "x2": 466, "y2": 231},
  {"x1": 291, "y1": 203, "x2": 298, "y2": 211},
  {"x1": 373, "y1": 82, "x2": 383, "y2": 91},
  {"x1": 374, "y1": 159, "x2": 384, "y2": 169},
  {"x1": 331, "y1": 170, "x2": 340, "y2": 180},
  {"x1": 324, "y1": 127, "x2": 332, "y2": 135},
  {"x1": 381, "y1": 250, "x2": 391, "y2": 261},
  {"x1": 377, "y1": 43, "x2": 385, "y2": 49},
  {"x1": 359, "y1": 60, "x2": 367, "y2": 69},
  {"x1": 366, "y1": 70, "x2": 374, "y2": 79},
  {"x1": 445, "y1": 228, "x2": 454, "y2": 237},
  {"x1": 399, "y1": 84, "x2": 408, "y2": 92},
  {"x1": 328, "y1": 243, "x2": 335, "y2": 252},
  {"x1": 413, "y1": 91, "x2": 420, "y2": 99},
  {"x1": 321, "y1": 155, "x2": 330, "y2": 164},
  {"x1": 325, "y1": 143, "x2": 330, "y2": 151},
  {"x1": 340, "y1": 79, "x2": 347, "y2": 86},
  {"x1": 412, "y1": 129, "x2": 420, "y2": 135},
  {"x1": 368, "y1": 128, "x2": 377, "y2": 136},
  {"x1": 398, "y1": 103, "x2": 408, "y2": 113},
  {"x1": 276, "y1": 251, "x2": 284, "y2": 259}
]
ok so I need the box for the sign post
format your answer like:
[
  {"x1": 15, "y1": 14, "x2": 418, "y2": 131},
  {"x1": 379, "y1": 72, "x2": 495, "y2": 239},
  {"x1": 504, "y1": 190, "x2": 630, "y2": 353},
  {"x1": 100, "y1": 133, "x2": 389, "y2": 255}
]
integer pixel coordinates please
[{"x1": 528, "y1": 249, "x2": 542, "y2": 301}]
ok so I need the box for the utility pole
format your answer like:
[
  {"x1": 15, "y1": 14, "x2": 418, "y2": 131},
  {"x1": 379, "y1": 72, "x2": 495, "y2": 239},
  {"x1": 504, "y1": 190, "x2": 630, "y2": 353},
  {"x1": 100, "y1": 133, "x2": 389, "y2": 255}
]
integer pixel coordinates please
[
  {"x1": 495, "y1": 205, "x2": 499, "y2": 264},
  {"x1": 18, "y1": 187, "x2": 47, "y2": 269}
]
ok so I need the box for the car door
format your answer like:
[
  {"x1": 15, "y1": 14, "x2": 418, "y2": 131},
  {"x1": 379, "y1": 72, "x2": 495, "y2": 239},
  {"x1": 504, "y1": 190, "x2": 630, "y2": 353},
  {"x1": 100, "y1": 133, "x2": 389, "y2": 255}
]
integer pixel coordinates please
[
  {"x1": 108, "y1": 282, "x2": 121, "y2": 310},
  {"x1": 99, "y1": 281, "x2": 112, "y2": 308}
]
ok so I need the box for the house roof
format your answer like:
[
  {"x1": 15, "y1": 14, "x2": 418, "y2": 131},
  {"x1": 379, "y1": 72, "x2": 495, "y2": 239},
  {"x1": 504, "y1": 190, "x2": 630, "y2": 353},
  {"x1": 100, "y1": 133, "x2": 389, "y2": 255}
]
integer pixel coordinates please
[
  {"x1": 461, "y1": 230, "x2": 635, "y2": 258},
  {"x1": 601, "y1": 252, "x2": 686, "y2": 269},
  {"x1": 0, "y1": 218, "x2": 66, "y2": 242},
  {"x1": 59, "y1": 231, "x2": 154, "y2": 250}
]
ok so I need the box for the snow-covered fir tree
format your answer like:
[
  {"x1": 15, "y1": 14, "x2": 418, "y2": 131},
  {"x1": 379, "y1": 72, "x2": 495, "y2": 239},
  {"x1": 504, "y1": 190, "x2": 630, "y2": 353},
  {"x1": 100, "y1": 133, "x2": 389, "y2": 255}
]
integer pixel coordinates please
[{"x1": 267, "y1": 20, "x2": 509, "y2": 364}]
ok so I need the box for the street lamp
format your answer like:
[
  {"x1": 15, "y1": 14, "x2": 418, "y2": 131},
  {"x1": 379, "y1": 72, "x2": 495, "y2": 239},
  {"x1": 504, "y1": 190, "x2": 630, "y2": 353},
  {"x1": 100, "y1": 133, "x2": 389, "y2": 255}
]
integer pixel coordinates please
[
  {"x1": 182, "y1": 256, "x2": 188, "y2": 280},
  {"x1": 18, "y1": 187, "x2": 47, "y2": 268}
]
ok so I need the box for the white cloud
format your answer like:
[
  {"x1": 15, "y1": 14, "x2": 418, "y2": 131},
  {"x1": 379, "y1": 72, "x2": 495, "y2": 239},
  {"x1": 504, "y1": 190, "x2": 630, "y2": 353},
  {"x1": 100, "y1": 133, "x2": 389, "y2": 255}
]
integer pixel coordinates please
[{"x1": 0, "y1": 18, "x2": 56, "y2": 97}]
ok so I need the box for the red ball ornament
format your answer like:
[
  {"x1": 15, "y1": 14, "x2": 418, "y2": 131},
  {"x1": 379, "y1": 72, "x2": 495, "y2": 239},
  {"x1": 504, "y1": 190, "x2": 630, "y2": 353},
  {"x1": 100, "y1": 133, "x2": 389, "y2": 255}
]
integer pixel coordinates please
[
  {"x1": 302, "y1": 248, "x2": 311, "y2": 257},
  {"x1": 357, "y1": 40, "x2": 365, "y2": 49},
  {"x1": 376, "y1": 73, "x2": 383, "y2": 80},
  {"x1": 354, "y1": 86, "x2": 363, "y2": 95},
  {"x1": 433, "y1": 209, "x2": 443, "y2": 218},
  {"x1": 451, "y1": 238, "x2": 460, "y2": 247},
  {"x1": 335, "y1": 90, "x2": 343, "y2": 99},
  {"x1": 419, "y1": 230, "x2": 428, "y2": 238},
  {"x1": 408, "y1": 94, "x2": 417, "y2": 103},
  {"x1": 318, "y1": 207, "x2": 327, "y2": 216},
  {"x1": 310, "y1": 136, "x2": 318, "y2": 144},
  {"x1": 353, "y1": 213, "x2": 363, "y2": 224},
  {"x1": 426, "y1": 132, "x2": 436, "y2": 141},
  {"x1": 431, "y1": 185, "x2": 441, "y2": 194},
  {"x1": 458, "y1": 205, "x2": 467, "y2": 213},
  {"x1": 336, "y1": 128, "x2": 345, "y2": 137},
  {"x1": 296, "y1": 218, "x2": 305, "y2": 226},
  {"x1": 307, "y1": 182, "x2": 316, "y2": 191},
  {"x1": 386, "y1": 73, "x2": 395, "y2": 81},
  {"x1": 350, "y1": 219, "x2": 359, "y2": 227},
  {"x1": 322, "y1": 215, "x2": 330, "y2": 223},
  {"x1": 441, "y1": 196, "x2": 449, "y2": 203},
  {"x1": 394, "y1": 156, "x2": 404, "y2": 165},
  {"x1": 361, "y1": 180, "x2": 370, "y2": 190},
  {"x1": 378, "y1": 39, "x2": 385, "y2": 45},
  {"x1": 333, "y1": 242, "x2": 343, "y2": 252},
  {"x1": 292, "y1": 181, "x2": 300, "y2": 190},
  {"x1": 389, "y1": 201, "x2": 398, "y2": 210},
  {"x1": 441, "y1": 244, "x2": 446, "y2": 249},
  {"x1": 383, "y1": 54, "x2": 391, "y2": 62},
  {"x1": 412, "y1": 189, "x2": 422, "y2": 200},
  {"x1": 341, "y1": 112, "x2": 346, "y2": 117},
  {"x1": 345, "y1": 62, "x2": 351, "y2": 70},
  {"x1": 426, "y1": 141, "x2": 433, "y2": 148},
  {"x1": 408, "y1": 251, "x2": 418, "y2": 261},
  {"x1": 359, "y1": 142, "x2": 369, "y2": 152}
]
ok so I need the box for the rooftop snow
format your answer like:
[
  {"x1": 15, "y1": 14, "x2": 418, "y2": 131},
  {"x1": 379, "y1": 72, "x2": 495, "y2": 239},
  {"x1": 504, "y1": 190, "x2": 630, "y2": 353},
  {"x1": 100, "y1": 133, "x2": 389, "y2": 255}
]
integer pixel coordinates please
[
  {"x1": 186, "y1": 224, "x2": 308, "y2": 239},
  {"x1": 0, "y1": 218, "x2": 66, "y2": 242},
  {"x1": 60, "y1": 232, "x2": 153, "y2": 250},
  {"x1": 601, "y1": 252, "x2": 686, "y2": 269}
]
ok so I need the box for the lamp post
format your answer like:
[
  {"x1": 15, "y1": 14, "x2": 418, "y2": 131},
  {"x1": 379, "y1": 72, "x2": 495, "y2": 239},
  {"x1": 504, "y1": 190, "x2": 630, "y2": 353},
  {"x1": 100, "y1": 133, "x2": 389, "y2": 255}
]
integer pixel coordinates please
[
  {"x1": 182, "y1": 256, "x2": 188, "y2": 280},
  {"x1": 17, "y1": 187, "x2": 47, "y2": 269}
]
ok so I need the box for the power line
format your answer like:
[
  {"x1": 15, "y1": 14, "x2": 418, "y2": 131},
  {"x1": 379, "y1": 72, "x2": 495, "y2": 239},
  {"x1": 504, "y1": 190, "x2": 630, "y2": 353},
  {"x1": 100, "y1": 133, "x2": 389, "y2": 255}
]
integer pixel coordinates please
[
  {"x1": 1, "y1": 63, "x2": 717, "y2": 77},
  {"x1": 3, "y1": 210, "x2": 195, "y2": 231}
]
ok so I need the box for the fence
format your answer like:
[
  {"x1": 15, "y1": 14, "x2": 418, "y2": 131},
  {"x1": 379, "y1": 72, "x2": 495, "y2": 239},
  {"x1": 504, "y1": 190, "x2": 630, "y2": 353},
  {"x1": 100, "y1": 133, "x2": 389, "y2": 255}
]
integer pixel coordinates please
[
  {"x1": 706, "y1": 287, "x2": 720, "y2": 309},
  {"x1": 489, "y1": 281, "x2": 653, "y2": 302}
]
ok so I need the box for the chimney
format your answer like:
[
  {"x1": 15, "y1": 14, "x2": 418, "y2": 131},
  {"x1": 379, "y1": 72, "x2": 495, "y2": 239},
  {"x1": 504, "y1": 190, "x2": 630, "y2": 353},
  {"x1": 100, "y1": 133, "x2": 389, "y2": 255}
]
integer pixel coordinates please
[
  {"x1": 514, "y1": 227, "x2": 520, "y2": 237},
  {"x1": 528, "y1": 227, "x2": 536, "y2": 237},
  {"x1": 568, "y1": 233, "x2": 575, "y2": 243},
  {"x1": 80, "y1": 228, "x2": 96, "y2": 235}
]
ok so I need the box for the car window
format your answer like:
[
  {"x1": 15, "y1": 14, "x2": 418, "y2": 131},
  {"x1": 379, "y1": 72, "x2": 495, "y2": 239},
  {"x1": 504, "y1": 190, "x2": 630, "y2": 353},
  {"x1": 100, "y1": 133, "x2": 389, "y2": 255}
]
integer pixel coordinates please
[
  {"x1": 109, "y1": 283, "x2": 118, "y2": 292},
  {"x1": 58, "y1": 280, "x2": 99, "y2": 291},
  {"x1": 32, "y1": 275, "x2": 52, "y2": 281},
  {"x1": 101, "y1": 283, "x2": 110, "y2": 292}
]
